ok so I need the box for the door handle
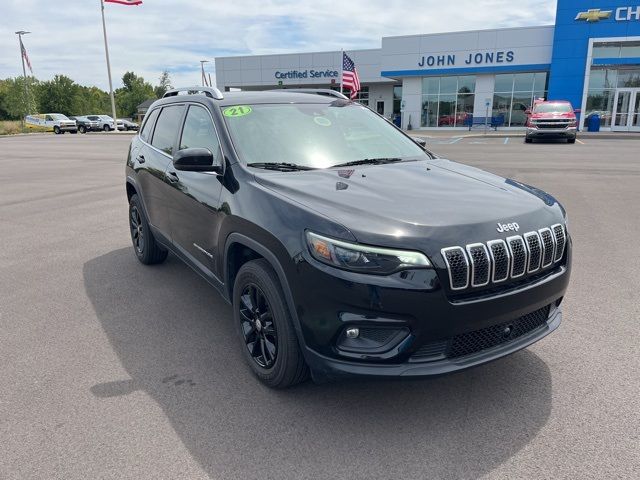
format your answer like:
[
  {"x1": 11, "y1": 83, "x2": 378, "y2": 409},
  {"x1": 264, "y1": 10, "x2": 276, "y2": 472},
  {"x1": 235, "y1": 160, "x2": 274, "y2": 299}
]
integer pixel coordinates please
[
  {"x1": 136, "y1": 154, "x2": 145, "y2": 163},
  {"x1": 167, "y1": 171, "x2": 179, "y2": 184}
]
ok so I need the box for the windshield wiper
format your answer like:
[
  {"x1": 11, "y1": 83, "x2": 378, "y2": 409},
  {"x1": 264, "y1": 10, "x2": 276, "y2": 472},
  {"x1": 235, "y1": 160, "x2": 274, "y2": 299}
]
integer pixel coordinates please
[
  {"x1": 247, "y1": 162, "x2": 316, "y2": 171},
  {"x1": 330, "y1": 157, "x2": 403, "y2": 168}
]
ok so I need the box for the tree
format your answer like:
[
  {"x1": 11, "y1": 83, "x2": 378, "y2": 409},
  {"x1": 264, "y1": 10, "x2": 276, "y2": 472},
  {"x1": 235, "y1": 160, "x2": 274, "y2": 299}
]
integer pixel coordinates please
[
  {"x1": 0, "y1": 76, "x2": 39, "y2": 120},
  {"x1": 36, "y1": 75, "x2": 78, "y2": 116},
  {"x1": 154, "y1": 70, "x2": 172, "y2": 98},
  {"x1": 115, "y1": 71, "x2": 154, "y2": 118}
]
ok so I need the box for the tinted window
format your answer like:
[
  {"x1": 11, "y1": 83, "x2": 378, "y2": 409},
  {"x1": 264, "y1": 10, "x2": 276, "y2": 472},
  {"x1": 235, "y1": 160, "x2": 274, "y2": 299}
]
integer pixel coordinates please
[
  {"x1": 179, "y1": 105, "x2": 222, "y2": 162},
  {"x1": 151, "y1": 106, "x2": 184, "y2": 155},
  {"x1": 140, "y1": 108, "x2": 159, "y2": 142}
]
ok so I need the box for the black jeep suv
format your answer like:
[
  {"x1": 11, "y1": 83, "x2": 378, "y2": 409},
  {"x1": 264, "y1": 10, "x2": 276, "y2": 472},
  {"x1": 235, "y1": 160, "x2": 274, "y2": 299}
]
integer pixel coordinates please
[{"x1": 125, "y1": 87, "x2": 571, "y2": 388}]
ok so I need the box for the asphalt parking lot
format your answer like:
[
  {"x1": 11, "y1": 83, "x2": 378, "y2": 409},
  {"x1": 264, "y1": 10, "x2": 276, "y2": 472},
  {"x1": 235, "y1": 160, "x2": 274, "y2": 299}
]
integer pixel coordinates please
[{"x1": 1, "y1": 133, "x2": 639, "y2": 479}]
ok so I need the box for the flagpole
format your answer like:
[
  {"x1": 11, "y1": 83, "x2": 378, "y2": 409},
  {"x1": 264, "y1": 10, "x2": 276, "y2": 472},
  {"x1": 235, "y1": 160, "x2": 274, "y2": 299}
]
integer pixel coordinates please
[
  {"x1": 100, "y1": 0, "x2": 118, "y2": 128},
  {"x1": 340, "y1": 49, "x2": 344, "y2": 95},
  {"x1": 15, "y1": 31, "x2": 31, "y2": 128}
]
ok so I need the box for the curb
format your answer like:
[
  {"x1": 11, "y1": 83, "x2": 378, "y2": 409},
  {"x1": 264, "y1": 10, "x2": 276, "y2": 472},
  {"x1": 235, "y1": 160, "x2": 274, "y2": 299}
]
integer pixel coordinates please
[{"x1": 407, "y1": 131, "x2": 640, "y2": 141}]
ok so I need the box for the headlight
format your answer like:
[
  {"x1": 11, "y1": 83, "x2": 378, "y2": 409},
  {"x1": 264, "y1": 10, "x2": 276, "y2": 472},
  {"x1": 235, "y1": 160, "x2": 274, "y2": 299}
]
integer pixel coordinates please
[{"x1": 306, "y1": 231, "x2": 431, "y2": 275}]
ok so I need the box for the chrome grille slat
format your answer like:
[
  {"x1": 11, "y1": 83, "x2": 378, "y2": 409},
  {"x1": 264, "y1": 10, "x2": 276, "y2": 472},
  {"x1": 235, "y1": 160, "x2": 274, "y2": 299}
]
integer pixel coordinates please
[
  {"x1": 507, "y1": 235, "x2": 528, "y2": 278},
  {"x1": 441, "y1": 247, "x2": 469, "y2": 290},
  {"x1": 466, "y1": 243, "x2": 490, "y2": 287},
  {"x1": 551, "y1": 223, "x2": 566, "y2": 262},
  {"x1": 524, "y1": 231, "x2": 542, "y2": 273},
  {"x1": 538, "y1": 227, "x2": 555, "y2": 268},
  {"x1": 441, "y1": 224, "x2": 567, "y2": 291},
  {"x1": 487, "y1": 239, "x2": 510, "y2": 283}
]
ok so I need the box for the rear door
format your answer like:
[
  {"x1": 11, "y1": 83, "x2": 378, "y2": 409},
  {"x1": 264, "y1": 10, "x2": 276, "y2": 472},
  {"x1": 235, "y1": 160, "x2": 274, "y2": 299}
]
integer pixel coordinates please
[
  {"x1": 165, "y1": 103, "x2": 225, "y2": 274},
  {"x1": 136, "y1": 104, "x2": 185, "y2": 240}
]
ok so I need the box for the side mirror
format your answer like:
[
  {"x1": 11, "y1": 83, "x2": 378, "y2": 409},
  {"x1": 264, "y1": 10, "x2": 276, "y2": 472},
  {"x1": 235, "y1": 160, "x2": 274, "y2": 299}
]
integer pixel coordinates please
[
  {"x1": 574, "y1": 109, "x2": 581, "y2": 114},
  {"x1": 525, "y1": 109, "x2": 532, "y2": 115},
  {"x1": 410, "y1": 136, "x2": 427, "y2": 148},
  {"x1": 173, "y1": 147, "x2": 223, "y2": 173}
]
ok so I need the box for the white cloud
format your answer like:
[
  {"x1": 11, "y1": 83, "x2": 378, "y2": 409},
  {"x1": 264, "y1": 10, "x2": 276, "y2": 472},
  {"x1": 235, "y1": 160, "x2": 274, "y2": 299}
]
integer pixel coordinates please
[{"x1": 0, "y1": 0, "x2": 557, "y2": 90}]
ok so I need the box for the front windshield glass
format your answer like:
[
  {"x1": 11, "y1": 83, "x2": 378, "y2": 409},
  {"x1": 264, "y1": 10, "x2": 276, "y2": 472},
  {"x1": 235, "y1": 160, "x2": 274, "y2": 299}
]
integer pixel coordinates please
[
  {"x1": 534, "y1": 103, "x2": 573, "y2": 113},
  {"x1": 222, "y1": 102, "x2": 427, "y2": 168},
  {"x1": 51, "y1": 114, "x2": 69, "y2": 120}
]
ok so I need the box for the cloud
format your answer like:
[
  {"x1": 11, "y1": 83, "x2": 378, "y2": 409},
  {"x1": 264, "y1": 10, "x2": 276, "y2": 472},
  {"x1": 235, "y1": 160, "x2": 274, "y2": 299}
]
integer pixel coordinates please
[{"x1": 0, "y1": 0, "x2": 556, "y2": 90}]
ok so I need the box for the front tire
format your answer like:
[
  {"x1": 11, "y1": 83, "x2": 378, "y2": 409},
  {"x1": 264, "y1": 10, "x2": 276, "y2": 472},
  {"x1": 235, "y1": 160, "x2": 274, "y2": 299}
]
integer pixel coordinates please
[
  {"x1": 567, "y1": 137, "x2": 576, "y2": 144},
  {"x1": 524, "y1": 136, "x2": 533, "y2": 143},
  {"x1": 78, "y1": 125, "x2": 86, "y2": 134},
  {"x1": 53, "y1": 126, "x2": 60, "y2": 134},
  {"x1": 128, "y1": 194, "x2": 168, "y2": 265},
  {"x1": 103, "y1": 124, "x2": 110, "y2": 132},
  {"x1": 233, "y1": 259, "x2": 309, "y2": 388}
]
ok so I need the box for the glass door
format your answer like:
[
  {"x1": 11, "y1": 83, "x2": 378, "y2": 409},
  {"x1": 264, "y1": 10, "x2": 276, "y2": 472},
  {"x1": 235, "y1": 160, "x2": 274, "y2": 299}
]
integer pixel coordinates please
[
  {"x1": 631, "y1": 90, "x2": 640, "y2": 132},
  {"x1": 612, "y1": 88, "x2": 640, "y2": 131},
  {"x1": 612, "y1": 89, "x2": 632, "y2": 130}
]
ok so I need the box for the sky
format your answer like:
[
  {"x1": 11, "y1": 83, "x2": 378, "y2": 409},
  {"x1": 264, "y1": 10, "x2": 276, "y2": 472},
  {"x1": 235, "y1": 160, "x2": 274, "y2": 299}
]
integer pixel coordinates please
[{"x1": 0, "y1": 0, "x2": 557, "y2": 91}]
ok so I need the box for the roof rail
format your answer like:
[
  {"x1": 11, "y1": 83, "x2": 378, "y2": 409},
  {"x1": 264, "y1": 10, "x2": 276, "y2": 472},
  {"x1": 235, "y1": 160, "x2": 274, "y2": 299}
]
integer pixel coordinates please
[
  {"x1": 268, "y1": 88, "x2": 349, "y2": 100},
  {"x1": 163, "y1": 86, "x2": 224, "y2": 100}
]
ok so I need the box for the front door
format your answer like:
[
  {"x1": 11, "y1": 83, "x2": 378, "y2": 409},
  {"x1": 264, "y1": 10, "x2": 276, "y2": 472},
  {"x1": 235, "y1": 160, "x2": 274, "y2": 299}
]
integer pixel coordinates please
[
  {"x1": 612, "y1": 88, "x2": 640, "y2": 132},
  {"x1": 165, "y1": 103, "x2": 225, "y2": 275}
]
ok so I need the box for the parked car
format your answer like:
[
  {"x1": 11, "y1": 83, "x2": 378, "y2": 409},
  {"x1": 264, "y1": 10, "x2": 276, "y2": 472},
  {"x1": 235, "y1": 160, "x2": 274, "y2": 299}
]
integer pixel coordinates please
[
  {"x1": 525, "y1": 101, "x2": 578, "y2": 143},
  {"x1": 69, "y1": 115, "x2": 100, "y2": 133},
  {"x1": 86, "y1": 115, "x2": 116, "y2": 131},
  {"x1": 118, "y1": 119, "x2": 139, "y2": 131},
  {"x1": 125, "y1": 87, "x2": 571, "y2": 388},
  {"x1": 25, "y1": 113, "x2": 77, "y2": 134}
]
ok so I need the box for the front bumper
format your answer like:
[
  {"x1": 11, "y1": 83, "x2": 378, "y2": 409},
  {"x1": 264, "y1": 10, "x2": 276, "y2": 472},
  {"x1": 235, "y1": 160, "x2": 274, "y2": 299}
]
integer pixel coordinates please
[
  {"x1": 526, "y1": 127, "x2": 576, "y2": 138},
  {"x1": 289, "y1": 239, "x2": 571, "y2": 381},
  {"x1": 306, "y1": 307, "x2": 561, "y2": 381}
]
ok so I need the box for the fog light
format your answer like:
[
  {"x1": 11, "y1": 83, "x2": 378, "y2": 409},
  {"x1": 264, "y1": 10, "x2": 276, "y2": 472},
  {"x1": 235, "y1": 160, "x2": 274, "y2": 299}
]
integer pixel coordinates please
[{"x1": 345, "y1": 327, "x2": 360, "y2": 339}]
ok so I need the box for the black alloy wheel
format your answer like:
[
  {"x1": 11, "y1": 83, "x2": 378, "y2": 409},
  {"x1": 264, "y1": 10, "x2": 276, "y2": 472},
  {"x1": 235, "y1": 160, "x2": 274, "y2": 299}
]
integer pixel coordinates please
[
  {"x1": 239, "y1": 283, "x2": 278, "y2": 368},
  {"x1": 129, "y1": 205, "x2": 145, "y2": 254}
]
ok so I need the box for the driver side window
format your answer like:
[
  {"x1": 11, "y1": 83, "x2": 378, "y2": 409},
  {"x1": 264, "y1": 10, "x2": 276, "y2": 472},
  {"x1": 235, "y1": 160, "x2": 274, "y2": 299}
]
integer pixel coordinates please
[{"x1": 179, "y1": 105, "x2": 222, "y2": 162}]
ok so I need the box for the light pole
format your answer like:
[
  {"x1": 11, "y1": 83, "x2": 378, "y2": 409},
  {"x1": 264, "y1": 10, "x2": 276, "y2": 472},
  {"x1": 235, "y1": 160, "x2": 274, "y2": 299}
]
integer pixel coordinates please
[
  {"x1": 99, "y1": 0, "x2": 118, "y2": 130},
  {"x1": 15, "y1": 30, "x2": 30, "y2": 128},
  {"x1": 200, "y1": 60, "x2": 209, "y2": 87}
]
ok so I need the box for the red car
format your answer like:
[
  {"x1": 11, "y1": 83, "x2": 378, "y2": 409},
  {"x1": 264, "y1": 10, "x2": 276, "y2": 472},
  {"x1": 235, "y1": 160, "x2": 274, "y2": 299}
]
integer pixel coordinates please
[{"x1": 525, "y1": 100, "x2": 577, "y2": 144}]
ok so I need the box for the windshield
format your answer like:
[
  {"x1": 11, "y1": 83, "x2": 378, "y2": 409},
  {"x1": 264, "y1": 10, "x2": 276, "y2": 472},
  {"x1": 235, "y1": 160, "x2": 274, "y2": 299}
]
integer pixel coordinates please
[
  {"x1": 533, "y1": 103, "x2": 573, "y2": 114},
  {"x1": 51, "y1": 114, "x2": 69, "y2": 120},
  {"x1": 222, "y1": 102, "x2": 428, "y2": 168}
]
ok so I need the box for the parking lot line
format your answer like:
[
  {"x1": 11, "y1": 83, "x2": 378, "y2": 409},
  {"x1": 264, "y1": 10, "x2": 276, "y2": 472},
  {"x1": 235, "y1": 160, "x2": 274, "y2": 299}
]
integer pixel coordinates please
[
  {"x1": 576, "y1": 139, "x2": 585, "y2": 145},
  {"x1": 504, "y1": 137, "x2": 510, "y2": 145}
]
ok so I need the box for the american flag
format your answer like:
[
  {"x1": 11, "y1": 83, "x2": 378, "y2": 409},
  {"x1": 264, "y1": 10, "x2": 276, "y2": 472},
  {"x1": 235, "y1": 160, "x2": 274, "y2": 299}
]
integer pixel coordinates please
[
  {"x1": 20, "y1": 38, "x2": 33, "y2": 74},
  {"x1": 342, "y1": 52, "x2": 361, "y2": 100},
  {"x1": 104, "y1": 0, "x2": 142, "y2": 5}
]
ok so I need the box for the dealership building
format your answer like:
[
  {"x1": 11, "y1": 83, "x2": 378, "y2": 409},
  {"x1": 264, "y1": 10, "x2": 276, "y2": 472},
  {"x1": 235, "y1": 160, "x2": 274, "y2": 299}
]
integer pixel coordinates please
[{"x1": 215, "y1": 0, "x2": 640, "y2": 131}]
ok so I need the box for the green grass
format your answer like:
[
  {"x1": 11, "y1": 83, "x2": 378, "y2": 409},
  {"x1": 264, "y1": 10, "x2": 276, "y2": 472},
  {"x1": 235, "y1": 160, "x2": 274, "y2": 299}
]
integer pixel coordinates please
[{"x1": 0, "y1": 120, "x2": 49, "y2": 135}]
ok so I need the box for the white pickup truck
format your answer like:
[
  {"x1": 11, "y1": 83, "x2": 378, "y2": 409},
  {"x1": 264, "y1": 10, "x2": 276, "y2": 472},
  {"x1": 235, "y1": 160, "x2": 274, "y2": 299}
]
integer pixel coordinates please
[{"x1": 25, "y1": 113, "x2": 78, "y2": 134}]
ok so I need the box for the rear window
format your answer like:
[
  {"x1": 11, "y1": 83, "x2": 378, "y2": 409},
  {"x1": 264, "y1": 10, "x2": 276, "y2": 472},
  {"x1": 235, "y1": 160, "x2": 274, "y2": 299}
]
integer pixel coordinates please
[
  {"x1": 151, "y1": 105, "x2": 184, "y2": 155},
  {"x1": 534, "y1": 103, "x2": 573, "y2": 113},
  {"x1": 139, "y1": 108, "x2": 159, "y2": 142}
]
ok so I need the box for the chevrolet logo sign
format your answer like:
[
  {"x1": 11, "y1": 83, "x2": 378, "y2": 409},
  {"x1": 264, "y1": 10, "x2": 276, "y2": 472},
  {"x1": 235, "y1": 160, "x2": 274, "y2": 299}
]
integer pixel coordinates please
[{"x1": 575, "y1": 8, "x2": 613, "y2": 22}]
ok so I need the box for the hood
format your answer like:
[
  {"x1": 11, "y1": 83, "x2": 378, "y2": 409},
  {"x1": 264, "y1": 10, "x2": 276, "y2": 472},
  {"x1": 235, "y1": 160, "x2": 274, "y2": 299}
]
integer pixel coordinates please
[{"x1": 254, "y1": 159, "x2": 564, "y2": 252}]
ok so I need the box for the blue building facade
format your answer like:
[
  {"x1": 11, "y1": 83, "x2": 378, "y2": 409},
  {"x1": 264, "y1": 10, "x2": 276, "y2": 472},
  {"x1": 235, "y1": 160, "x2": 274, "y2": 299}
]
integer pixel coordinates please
[{"x1": 549, "y1": 0, "x2": 640, "y2": 130}]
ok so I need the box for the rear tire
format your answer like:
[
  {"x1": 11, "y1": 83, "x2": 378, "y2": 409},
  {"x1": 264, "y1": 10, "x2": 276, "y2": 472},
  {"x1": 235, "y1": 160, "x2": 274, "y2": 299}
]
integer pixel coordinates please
[
  {"x1": 524, "y1": 136, "x2": 533, "y2": 143},
  {"x1": 103, "y1": 124, "x2": 110, "y2": 132},
  {"x1": 233, "y1": 259, "x2": 309, "y2": 388},
  {"x1": 128, "y1": 194, "x2": 168, "y2": 265}
]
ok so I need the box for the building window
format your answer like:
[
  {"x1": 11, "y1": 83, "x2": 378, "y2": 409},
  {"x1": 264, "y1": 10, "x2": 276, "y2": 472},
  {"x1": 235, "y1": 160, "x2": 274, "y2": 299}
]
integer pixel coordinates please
[
  {"x1": 350, "y1": 86, "x2": 369, "y2": 105},
  {"x1": 592, "y1": 41, "x2": 640, "y2": 59},
  {"x1": 492, "y1": 72, "x2": 548, "y2": 127},
  {"x1": 585, "y1": 67, "x2": 640, "y2": 127},
  {"x1": 421, "y1": 75, "x2": 476, "y2": 127}
]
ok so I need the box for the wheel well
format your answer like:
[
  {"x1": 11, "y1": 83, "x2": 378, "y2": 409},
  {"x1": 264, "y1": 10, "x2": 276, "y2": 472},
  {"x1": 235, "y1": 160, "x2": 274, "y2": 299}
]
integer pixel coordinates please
[
  {"x1": 126, "y1": 182, "x2": 137, "y2": 202},
  {"x1": 226, "y1": 242, "x2": 263, "y2": 297}
]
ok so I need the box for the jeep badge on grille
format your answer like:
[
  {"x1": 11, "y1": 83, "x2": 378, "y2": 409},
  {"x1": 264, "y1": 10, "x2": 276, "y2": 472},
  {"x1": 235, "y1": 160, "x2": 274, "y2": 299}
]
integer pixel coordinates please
[{"x1": 497, "y1": 222, "x2": 520, "y2": 233}]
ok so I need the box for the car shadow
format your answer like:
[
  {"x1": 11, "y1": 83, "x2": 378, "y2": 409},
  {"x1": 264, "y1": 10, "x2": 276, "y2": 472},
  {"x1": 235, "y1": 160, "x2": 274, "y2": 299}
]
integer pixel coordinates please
[{"x1": 84, "y1": 248, "x2": 553, "y2": 479}]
